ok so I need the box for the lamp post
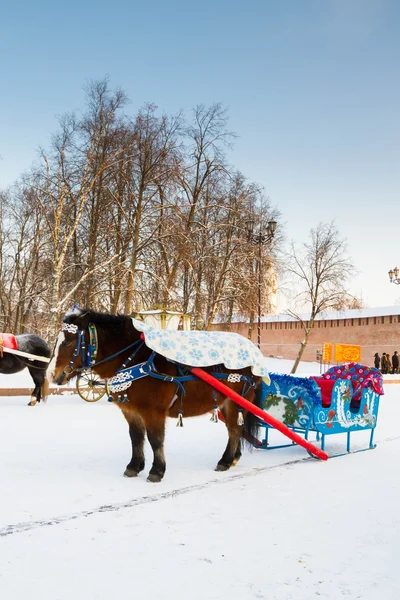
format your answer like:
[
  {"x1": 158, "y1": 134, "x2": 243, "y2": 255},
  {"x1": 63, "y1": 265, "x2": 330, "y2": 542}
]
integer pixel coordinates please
[
  {"x1": 245, "y1": 218, "x2": 277, "y2": 350},
  {"x1": 388, "y1": 267, "x2": 400, "y2": 285}
]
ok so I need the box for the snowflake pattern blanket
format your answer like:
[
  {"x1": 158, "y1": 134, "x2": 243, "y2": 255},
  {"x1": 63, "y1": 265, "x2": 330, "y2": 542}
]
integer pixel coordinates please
[{"x1": 132, "y1": 319, "x2": 271, "y2": 380}]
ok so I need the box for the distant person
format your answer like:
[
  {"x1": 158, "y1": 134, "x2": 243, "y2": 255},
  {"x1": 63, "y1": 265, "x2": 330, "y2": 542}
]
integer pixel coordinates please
[
  {"x1": 392, "y1": 351, "x2": 399, "y2": 374},
  {"x1": 381, "y1": 353, "x2": 389, "y2": 374},
  {"x1": 374, "y1": 353, "x2": 380, "y2": 370},
  {"x1": 387, "y1": 353, "x2": 392, "y2": 374}
]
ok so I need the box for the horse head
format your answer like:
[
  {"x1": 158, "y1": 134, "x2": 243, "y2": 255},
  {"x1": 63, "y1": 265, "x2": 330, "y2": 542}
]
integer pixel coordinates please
[
  {"x1": 48, "y1": 306, "x2": 92, "y2": 385},
  {"x1": 48, "y1": 307, "x2": 142, "y2": 385}
]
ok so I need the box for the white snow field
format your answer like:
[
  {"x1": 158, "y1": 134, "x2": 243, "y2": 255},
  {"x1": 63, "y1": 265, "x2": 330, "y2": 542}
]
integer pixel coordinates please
[{"x1": 0, "y1": 359, "x2": 399, "y2": 599}]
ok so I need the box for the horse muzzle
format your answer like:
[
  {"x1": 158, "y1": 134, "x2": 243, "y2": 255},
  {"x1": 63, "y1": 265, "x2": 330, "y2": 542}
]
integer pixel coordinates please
[{"x1": 51, "y1": 367, "x2": 74, "y2": 386}]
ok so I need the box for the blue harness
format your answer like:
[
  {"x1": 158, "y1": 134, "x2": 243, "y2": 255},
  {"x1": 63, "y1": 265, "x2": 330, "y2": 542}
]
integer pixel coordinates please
[
  {"x1": 64, "y1": 322, "x2": 257, "y2": 414},
  {"x1": 107, "y1": 350, "x2": 256, "y2": 405}
]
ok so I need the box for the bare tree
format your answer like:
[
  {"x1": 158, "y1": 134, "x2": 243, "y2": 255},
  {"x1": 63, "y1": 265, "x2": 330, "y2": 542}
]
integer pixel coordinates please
[
  {"x1": 159, "y1": 103, "x2": 233, "y2": 309},
  {"x1": 286, "y1": 222, "x2": 356, "y2": 374},
  {"x1": 0, "y1": 187, "x2": 48, "y2": 333},
  {"x1": 1, "y1": 84, "x2": 284, "y2": 337},
  {"x1": 122, "y1": 104, "x2": 181, "y2": 313},
  {"x1": 31, "y1": 85, "x2": 128, "y2": 340},
  {"x1": 330, "y1": 295, "x2": 365, "y2": 310},
  {"x1": 79, "y1": 79, "x2": 129, "y2": 306}
]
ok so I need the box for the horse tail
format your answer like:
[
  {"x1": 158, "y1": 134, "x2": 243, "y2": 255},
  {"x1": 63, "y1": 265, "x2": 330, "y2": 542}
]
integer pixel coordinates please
[
  {"x1": 41, "y1": 376, "x2": 50, "y2": 403},
  {"x1": 242, "y1": 381, "x2": 263, "y2": 447}
]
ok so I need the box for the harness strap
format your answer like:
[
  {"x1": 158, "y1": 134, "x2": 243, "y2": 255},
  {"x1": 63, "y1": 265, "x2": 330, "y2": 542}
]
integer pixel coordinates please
[
  {"x1": 107, "y1": 351, "x2": 256, "y2": 402},
  {"x1": 68, "y1": 329, "x2": 85, "y2": 371},
  {"x1": 91, "y1": 339, "x2": 144, "y2": 370},
  {"x1": 62, "y1": 322, "x2": 256, "y2": 404},
  {"x1": 62, "y1": 319, "x2": 145, "y2": 385}
]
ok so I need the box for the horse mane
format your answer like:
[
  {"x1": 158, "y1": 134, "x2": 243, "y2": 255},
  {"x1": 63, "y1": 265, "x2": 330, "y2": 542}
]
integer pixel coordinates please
[{"x1": 63, "y1": 307, "x2": 133, "y2": 335}]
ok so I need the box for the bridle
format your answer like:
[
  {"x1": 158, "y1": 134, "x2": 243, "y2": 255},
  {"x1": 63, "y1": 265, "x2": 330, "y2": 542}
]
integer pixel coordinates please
[
  {"x1": 59, "y1": 322, "x2": 144, "y2": 380},
  {"x1": 60, "y1": 322, "x2": 96, "y2": 376}
]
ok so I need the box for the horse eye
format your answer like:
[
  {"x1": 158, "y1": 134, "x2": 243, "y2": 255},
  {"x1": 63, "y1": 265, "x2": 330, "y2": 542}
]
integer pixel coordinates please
[{"x1": 63, "y1": 339, "x2": 73, "y2": 347}]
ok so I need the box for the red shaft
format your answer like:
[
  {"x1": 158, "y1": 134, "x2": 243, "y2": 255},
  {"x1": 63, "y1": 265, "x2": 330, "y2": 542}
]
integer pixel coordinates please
[{"x1": 191, "y1": 367, "x2": 328, "y2": 461}]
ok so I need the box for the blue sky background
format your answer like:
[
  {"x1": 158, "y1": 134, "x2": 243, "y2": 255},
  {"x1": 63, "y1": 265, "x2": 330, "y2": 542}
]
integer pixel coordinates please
[{"x1": 1, "y1": 0, "x2": 399, "y2": 310}]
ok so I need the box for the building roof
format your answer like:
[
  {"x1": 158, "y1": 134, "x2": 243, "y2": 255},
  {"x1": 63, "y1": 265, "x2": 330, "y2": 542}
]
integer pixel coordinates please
[{"x1": 220, "y1": 306, "x2": 400, "y2": 324}]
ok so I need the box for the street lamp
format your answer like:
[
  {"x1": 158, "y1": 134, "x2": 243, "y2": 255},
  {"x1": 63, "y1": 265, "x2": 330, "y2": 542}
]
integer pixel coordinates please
[
  {"x1": 245, "y1": 218, "x2": 277, "y2": 349},
  {"x1": 389, "y1": 267, "x2": 400, "y2": 285}
]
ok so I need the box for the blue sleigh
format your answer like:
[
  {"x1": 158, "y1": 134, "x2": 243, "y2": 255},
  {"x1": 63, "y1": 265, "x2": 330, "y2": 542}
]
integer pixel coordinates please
[{"x1": 254, "y1": 363, "x2": 384, "y2": 456}]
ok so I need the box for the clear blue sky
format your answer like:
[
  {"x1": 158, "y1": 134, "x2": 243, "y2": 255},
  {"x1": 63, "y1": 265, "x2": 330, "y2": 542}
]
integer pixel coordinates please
[{"x1": 1, "y1": 0, "x2": 399, "y2": 310}]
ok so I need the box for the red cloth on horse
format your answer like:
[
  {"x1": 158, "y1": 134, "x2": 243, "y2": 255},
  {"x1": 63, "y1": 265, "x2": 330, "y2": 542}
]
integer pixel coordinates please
[
  {"x1": 0, "y1": 333, "x2": 18, "y2": 350},
  {"x1": 310, "y1": 377, "x2": 335, "y2": 407}
]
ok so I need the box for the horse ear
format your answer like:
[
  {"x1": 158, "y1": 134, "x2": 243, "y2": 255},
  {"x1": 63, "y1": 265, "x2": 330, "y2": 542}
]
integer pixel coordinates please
[
  {"x1": 76, "y1": 310, "x2": 91, "y2": 331},
  {"x1": 64, "y1": 305, "x2": 87, "y2": 328}
]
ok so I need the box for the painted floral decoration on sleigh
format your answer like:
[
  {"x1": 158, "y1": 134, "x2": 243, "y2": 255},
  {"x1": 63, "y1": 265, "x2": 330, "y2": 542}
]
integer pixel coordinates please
[{"x1": 258, "y1": 363, "x2": 383, "y2": 454}]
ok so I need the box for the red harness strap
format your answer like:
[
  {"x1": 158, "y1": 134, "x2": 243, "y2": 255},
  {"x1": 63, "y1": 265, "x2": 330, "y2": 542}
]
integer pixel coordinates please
[
  {"x1": 0, "y1": 333, "x2": 18, "y2": 357},
  {"x1": 191, "y1": 366, "x2": 329, "y2": 461}
]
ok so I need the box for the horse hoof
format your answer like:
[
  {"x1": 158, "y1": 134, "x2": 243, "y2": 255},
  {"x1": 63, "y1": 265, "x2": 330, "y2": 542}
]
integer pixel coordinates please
[
  {"x1": 124, "y1": 468, "x2": 139, "y2": 478},
  {"x1": 147, "y1": 473, "x2": 163, "y2": 483},
  {"x1": 215, "y1": 464, "x2": 230, "y2": 472},
  {"x1": 27, "y1": 400, "x2": 37, "y2": 406}
]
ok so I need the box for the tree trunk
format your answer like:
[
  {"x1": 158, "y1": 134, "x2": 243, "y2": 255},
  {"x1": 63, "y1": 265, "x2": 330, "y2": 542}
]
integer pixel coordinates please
[
  {"x1": 248, "y1": 310, "x2": 255, "y2": 341},
  {"x1": 291, "y1": 327, "x2": 312, "y2": 374}
]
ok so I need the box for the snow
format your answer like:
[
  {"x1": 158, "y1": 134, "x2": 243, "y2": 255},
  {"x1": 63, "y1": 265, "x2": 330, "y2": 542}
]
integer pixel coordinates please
[{"x1": 0, "y1": 360, "x2": 399, "y2": 599}]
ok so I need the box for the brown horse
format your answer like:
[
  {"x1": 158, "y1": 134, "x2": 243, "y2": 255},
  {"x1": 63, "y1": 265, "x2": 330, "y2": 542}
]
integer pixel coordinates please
[{"x1": 48, "y1": 307, "x2": 262, "y2": 482}]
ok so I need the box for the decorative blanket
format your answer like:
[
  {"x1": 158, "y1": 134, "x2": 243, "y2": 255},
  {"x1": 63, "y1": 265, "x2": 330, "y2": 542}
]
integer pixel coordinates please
[
  {"x1": 132, "y1": 319, "x2": 271, "y2": 380},
  {"x1": 312, "y1": 362, "x2": 384, "y2": 401},
  {"x1": 0, "y1": 333, "x2": 18, "y2": 357}
]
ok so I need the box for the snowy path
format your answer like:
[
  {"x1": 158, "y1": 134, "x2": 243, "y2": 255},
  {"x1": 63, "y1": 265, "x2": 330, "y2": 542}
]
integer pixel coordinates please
[{"x1": 0, "y1": 368, "x2": 399, "y2": 599}]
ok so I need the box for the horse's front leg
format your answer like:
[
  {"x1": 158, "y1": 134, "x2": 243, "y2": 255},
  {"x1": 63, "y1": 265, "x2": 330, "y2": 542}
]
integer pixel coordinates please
[
  {"x1": 144, "y1": 410, "x2": 167, "y2": 483},
  {"x1": 121, "y1": 409, "x2": 146, "y2": 477},
  {"x1": 27, "y1": 369, "x2": 42, "y2": 406}
]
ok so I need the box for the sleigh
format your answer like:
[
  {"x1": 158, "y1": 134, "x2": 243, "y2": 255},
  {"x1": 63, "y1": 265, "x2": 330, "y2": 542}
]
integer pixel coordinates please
[{"x1": 253, "y1": 363, "x2": 383, "y2": 456}]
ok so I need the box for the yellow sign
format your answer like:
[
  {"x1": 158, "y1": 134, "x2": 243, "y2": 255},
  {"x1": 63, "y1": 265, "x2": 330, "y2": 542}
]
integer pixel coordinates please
[
  {"x1": 334, "y1": 344, "x2": 361, "y2": 363},
  {"x1": 322, "y1": 343, "x2": 332, "y2": 362}
]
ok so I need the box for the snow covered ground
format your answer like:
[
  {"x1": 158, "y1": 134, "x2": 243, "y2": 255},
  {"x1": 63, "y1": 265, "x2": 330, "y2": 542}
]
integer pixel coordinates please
[{"x1": 0, "y1": 359, "x2": 399, "y2": 599}]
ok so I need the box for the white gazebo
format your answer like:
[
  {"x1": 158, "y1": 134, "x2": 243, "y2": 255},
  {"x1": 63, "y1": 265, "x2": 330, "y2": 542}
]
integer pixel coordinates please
[{"x1": 134, "y1": 309, "x2": 191, "y2": 331}]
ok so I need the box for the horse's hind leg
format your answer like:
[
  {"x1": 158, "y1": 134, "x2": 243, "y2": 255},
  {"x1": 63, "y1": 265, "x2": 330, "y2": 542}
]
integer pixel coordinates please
[
  {"x1": 122, "y1": 410, "x2": 146, "y2": 477},
  {"x1": 216, "y1": 399, "x2": 243, "y2": 471},
  {"x1": 144, "y1": 410, "x2": 167, "y2": 483}
]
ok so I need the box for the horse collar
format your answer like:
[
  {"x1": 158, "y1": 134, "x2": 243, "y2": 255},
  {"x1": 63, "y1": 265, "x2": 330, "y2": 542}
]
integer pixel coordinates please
[{"x1": 87, "y1": 323, "x2": 98, "y2": 366}]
